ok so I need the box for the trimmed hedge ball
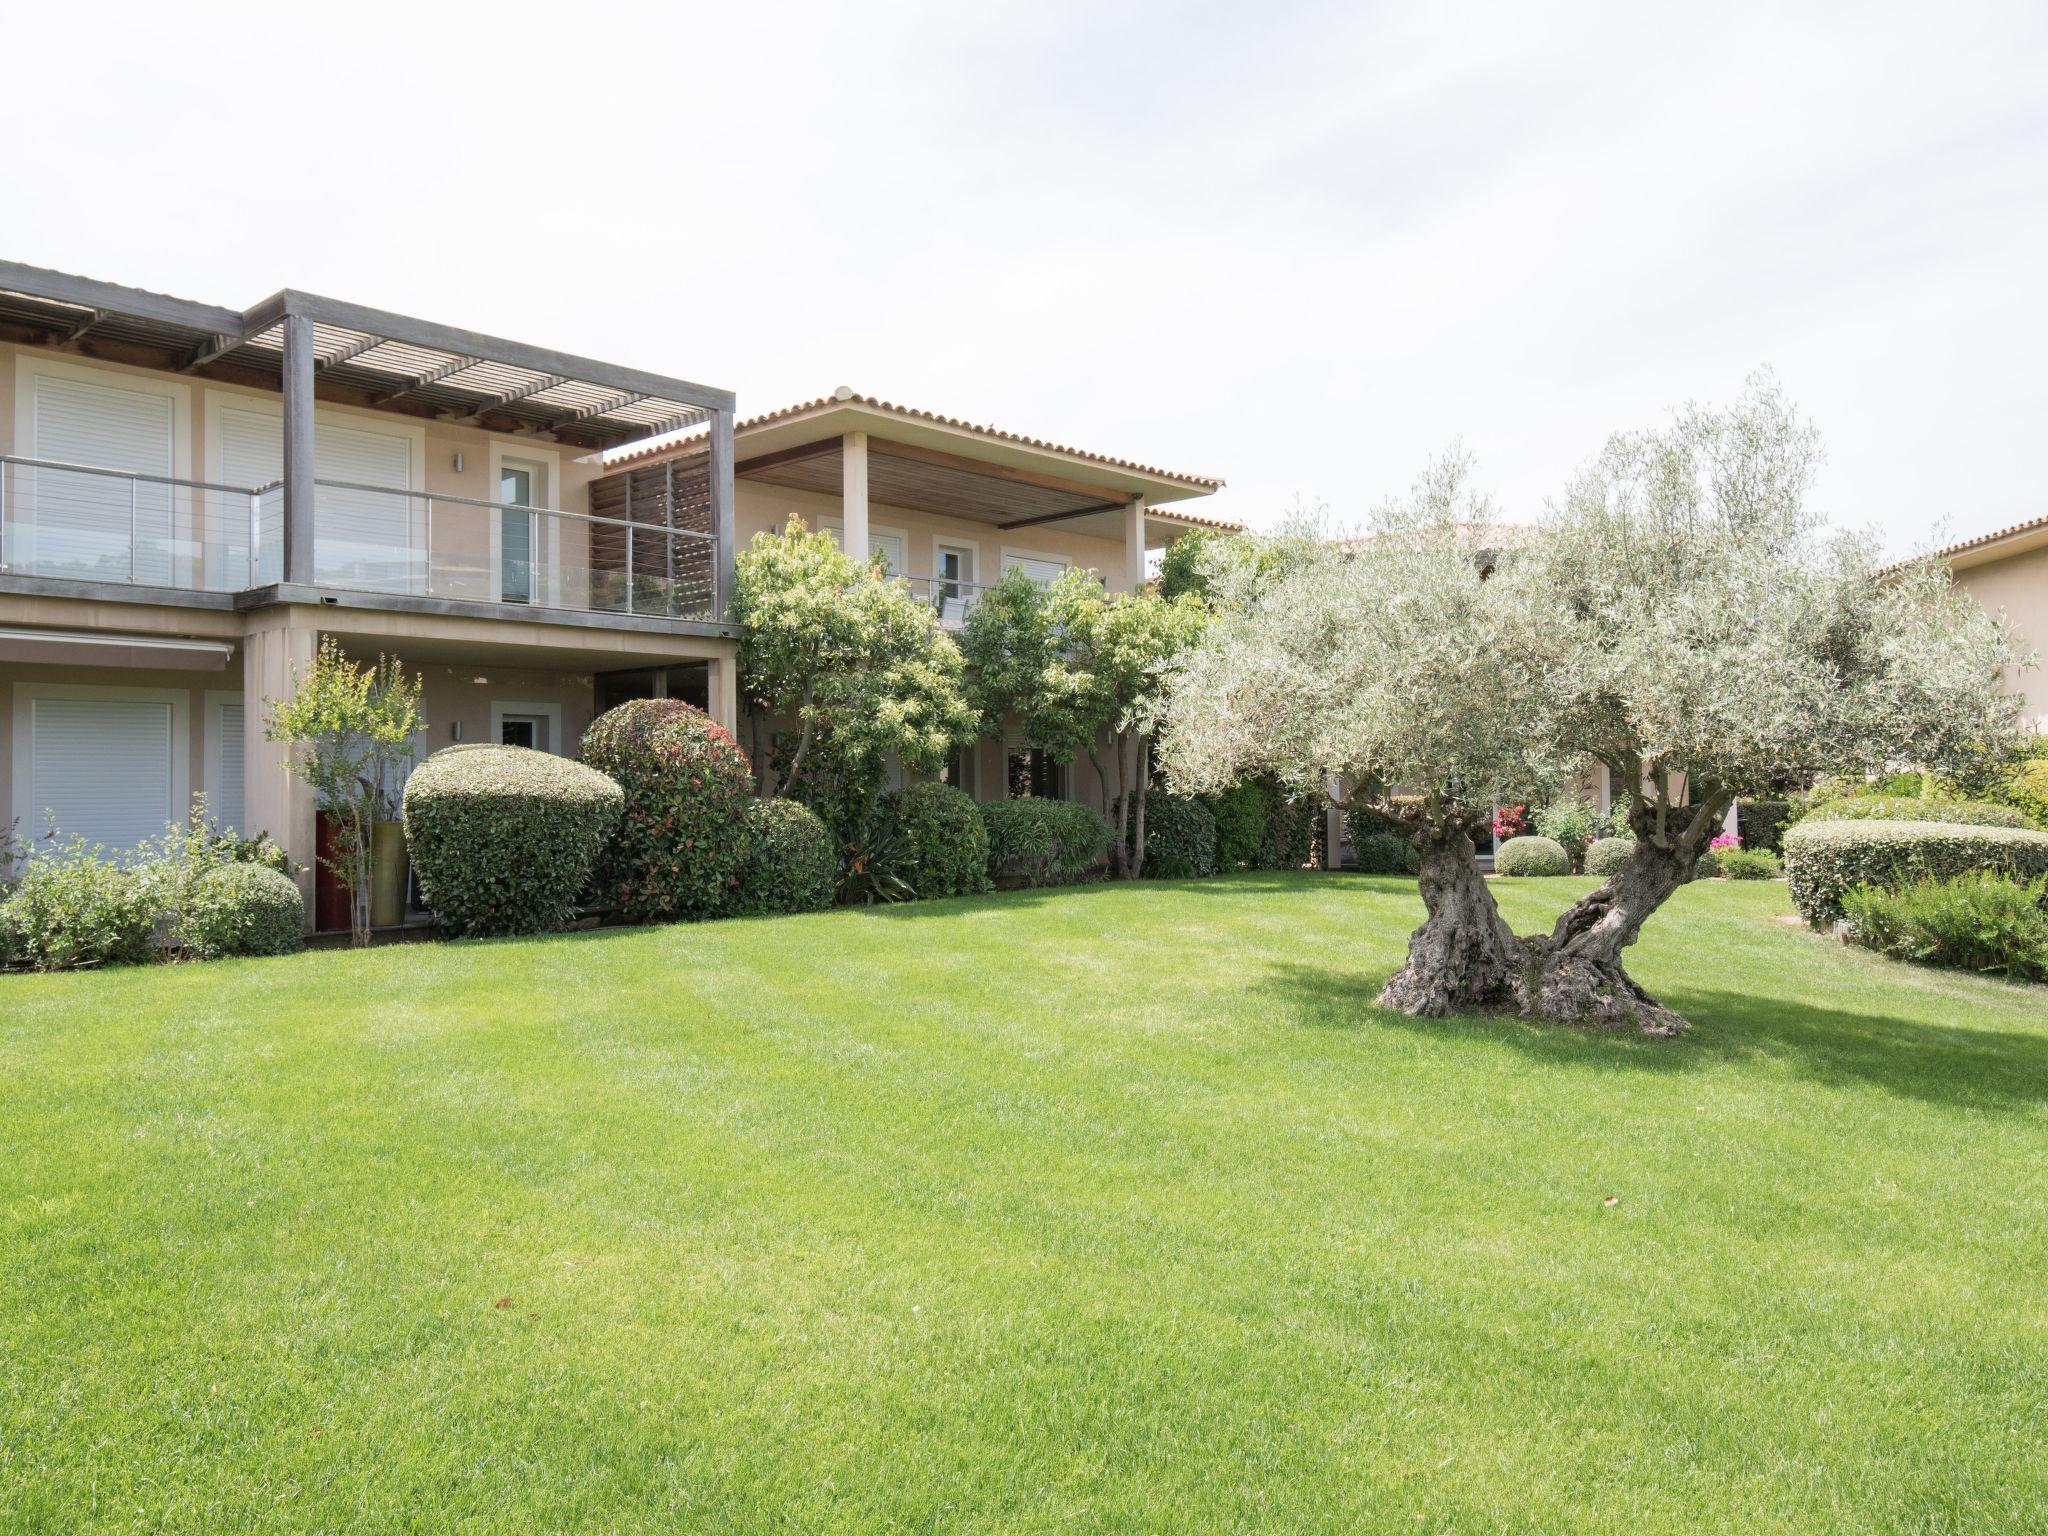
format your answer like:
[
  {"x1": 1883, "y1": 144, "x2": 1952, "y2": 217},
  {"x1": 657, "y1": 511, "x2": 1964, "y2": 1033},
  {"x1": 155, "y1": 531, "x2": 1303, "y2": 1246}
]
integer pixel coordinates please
[
  {"x1": 1583, "y1": 837, "x2": 1635, "y2": 879},
  {"x1": 404, "y1": 743, "x2": 624, "y2": 937},
  {"x1": 1495, "y1": 835, "x2": 1571, "y2": 877},
  {"x1": 183, "y1": 862, "x2": 305, "y2": 959},
  {"x1": 879, "y1": 781, "x2": 991, "y2": 900},
  {"x1": 1783, "y1": 818, "x2": 2048, "y2": 925},
  {"x1": 736, "y1": 798, "x2": 837, "y2": 916},
  {"x1": 1144, "y1": 793, "x2": 1217, "y2": 878},
  {"x1": 980, "y1": 798, "x2": 1115, "y2": 887},
  {"x1": 580, "y1": 700, "x2": 755, "y2": 922}
]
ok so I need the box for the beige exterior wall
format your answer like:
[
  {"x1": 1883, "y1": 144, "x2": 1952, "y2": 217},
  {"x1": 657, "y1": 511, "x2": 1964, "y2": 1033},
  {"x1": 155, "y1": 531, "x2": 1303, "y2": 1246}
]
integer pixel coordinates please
[
  {"x1": 734, "y1": 477, "x2": 1140, "y2": 590},
  {"x1": 1952, "y1": 541, "x2": 2048, "y2": 731}
]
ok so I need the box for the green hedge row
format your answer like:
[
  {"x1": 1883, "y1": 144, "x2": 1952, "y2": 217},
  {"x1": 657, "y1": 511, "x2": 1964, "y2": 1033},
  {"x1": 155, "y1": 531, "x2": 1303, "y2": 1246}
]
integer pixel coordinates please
[
  {"x1": 981, "y1": 799, "x2": 1114, "y2": 887},
  {"x1": 1784, "y1": 819, "x2": 2048, "y2": 925}
]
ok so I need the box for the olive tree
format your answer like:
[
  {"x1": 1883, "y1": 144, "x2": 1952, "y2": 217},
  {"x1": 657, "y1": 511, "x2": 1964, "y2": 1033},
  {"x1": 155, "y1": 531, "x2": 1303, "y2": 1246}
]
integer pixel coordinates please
[
  {"x1": 1159, "y1": 454, "x2": 1561, "y2": 1014},
  {"x1": 1520, "y1": 374, "x2": 2027, "y2": 1033}
]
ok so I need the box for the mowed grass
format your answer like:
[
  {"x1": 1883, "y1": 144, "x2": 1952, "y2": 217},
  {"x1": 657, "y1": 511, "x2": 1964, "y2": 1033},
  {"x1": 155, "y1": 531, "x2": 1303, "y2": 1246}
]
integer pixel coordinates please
[{"x1": 2, "y1": 874, "x2": 2045, "y2": 1534}]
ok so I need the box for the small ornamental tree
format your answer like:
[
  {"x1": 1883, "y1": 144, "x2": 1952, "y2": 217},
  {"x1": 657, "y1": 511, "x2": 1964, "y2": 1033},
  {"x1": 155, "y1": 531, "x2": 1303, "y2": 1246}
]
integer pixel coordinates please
[
  {"x1": 1520, "y1": 373, "x2": 2027, "y2": 1032},
  {"x1": 960, "y1": 567, "x2": 1204, "y2": 878},
  {"x1": 1160, "y1": 453, "x2": 1561, "y2": 1014},
  {"x1": 264, "y1": 639, "x2": 424, "y2": 947},
  {"x1": 730, "y1": 518, "x2": 979, "y2": 823}
]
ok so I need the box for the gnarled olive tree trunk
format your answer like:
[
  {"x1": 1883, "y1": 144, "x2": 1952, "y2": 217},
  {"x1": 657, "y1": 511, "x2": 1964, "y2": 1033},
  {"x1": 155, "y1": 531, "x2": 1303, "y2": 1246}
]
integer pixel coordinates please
[
  {"x1": 1517, "y1": 793, "x2": 1731, "y2": 1036},
  {"x1": 1378, "y1": 824, "x2": 1520, "y2": 1017}
]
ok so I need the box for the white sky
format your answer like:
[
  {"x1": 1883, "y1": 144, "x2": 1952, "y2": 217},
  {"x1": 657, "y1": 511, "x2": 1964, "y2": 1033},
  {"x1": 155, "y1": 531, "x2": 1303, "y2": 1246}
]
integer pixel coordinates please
[{"x1": 4, "y1": 1, "x2": 2044, "y2": 554}]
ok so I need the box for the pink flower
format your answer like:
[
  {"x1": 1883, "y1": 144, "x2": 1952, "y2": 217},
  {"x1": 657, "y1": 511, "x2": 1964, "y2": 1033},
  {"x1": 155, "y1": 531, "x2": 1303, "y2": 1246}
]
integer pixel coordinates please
[{"x1": 1710, "y1": 832, "x2": 1742, "y2": 851}]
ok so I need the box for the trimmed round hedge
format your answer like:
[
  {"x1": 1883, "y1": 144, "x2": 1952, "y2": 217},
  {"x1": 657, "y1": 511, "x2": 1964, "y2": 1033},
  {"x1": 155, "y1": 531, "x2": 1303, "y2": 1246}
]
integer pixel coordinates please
[
  {"x1": 879, "y1": 781, "x2": 991, "y2": 900},
  {"x1": 1144, "y1": 793, "x2": 1216, "y2": 879},
  {"x1": 580, "y1": 700, "x2": 754, "y2": 922},
  {"x1": 182, "y1": 862, "x2": 305, "y2": 959},
  {"x1": 980, "y1": 798, "x2": 1114, "y2": 887},
  {"x1": 1353, "y1": 831, "x2": 1410, "y2": 875},
  {"x1": 736, "y1": 798, "x2": 836, "y2": 916},
  {"x1": 404, "y1": 744, "x2": 624, "y2": 937},
  {"x1": 1583, "y1": 836, "x2": 1636, "y2": 879},
  {"x1": 1715, "y1": 847, "x2": 1782, "y2": 881},
  {"x1": 1784, "y1": 818, "x2": 2048, "y2": 925},
  {"x1": 1802, "y1": 796, "x2": 2027, "y2": 829},
  {"x1": 1495, "y1": 835, "x2": 1570, "y2": 877}
]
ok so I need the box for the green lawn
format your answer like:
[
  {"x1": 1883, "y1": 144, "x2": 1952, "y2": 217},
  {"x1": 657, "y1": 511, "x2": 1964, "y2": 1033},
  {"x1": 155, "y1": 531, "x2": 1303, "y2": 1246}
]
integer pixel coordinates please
[{"x1": 3, "y1": 874, "x2": 2044, "y2": 1534}]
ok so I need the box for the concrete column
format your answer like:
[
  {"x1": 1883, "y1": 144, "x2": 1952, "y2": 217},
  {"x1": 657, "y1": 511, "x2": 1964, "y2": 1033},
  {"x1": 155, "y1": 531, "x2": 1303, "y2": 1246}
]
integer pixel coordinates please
[
  {"x1": 1123, "y1": 496, "x2": 1147, "y2": 593},
  {"x1": 842, "y1": 431, "x2": 869, "y2": 563},
  {"x1": 280, "y1": 312, "x2": 317, "y2": 586},
  {"x1": 708, "y1": 406, "x2": 736, "y2": 617},
  {"x1": 711, "y1": 650, "x2": 739, "y2": 734},
  {"x1": 241, "y1": 620, "x2": 320, "y2": 914}
]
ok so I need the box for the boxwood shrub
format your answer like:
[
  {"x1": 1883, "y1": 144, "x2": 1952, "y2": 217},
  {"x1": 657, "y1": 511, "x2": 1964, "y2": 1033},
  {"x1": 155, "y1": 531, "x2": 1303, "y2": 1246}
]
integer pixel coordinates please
[
  {"x1": 980, "y1": 799, "x2": 1114, "y2": 887},
  {"x1": 1144, "y1": 794, "x2": 1216, "y2": 879},
  {"x1": 181, "y1": 863, "x2": 305, "y2": 959},
  {"x1": 1353, "y1": 831, "x2": 1410, "y2": 875},
  {"x1": 404, "y1": 744, "x2": 625, "y2": 937},
  {"x1": 1803, "y1": 796, "x2": 2027, "y2": 829},
  {"x1": 1495, "y1": 835, "x2": 1570, "y2": 877},
  {"x1": 1783, "y1": 819, "x2": 2048, "y2": 925},
  {"x1": 580, "y1": 700, "x2": 754, "y2": 922},
  {"x1": 1583, "y1": 836, "x2": 1635, "y2": 879},
  {"x1": 1715, "y1": 846, "x2": 1782, "y2": 881},
  {"x1": 735, "y1": 798, "x2": 837, "y2": 915},
  {"x1": 878, "y1": 781, "x2": 991, "y2": 900}
]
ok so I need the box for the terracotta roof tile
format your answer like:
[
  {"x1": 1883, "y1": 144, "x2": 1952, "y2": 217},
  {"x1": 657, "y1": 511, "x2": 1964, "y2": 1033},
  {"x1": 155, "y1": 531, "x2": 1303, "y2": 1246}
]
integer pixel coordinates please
[{"x1": 603, "y1": 389, "x2": 1227, "y2": 493}]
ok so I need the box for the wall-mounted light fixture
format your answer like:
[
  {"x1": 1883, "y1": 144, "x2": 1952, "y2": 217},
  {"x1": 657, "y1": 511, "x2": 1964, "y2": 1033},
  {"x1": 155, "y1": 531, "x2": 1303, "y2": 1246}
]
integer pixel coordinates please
[
  {"x1": 451, "y1": 720, "x2": 463, "y2": 741},
  {"x1": 452, "y1": 451, "x2": 465, "y2": 473}
]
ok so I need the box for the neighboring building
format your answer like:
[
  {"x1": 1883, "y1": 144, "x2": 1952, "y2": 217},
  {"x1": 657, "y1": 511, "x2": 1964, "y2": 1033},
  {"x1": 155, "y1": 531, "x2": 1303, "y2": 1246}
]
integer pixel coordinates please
[
  {"x1": 0, "y1": 261, "x2": 1232, "y2": 918},
  {"x1": 1923, "y1": 515, "x2": 2048, "y2": 732}
]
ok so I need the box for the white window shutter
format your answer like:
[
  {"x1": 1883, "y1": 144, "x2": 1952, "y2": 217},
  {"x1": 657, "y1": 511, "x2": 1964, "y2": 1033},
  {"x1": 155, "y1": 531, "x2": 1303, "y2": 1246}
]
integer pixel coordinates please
[
  {"x1": 218, "y1": 409, "x2": 413, "y2": 590},
  {"x1": 215, "y1": 700, "x2": 245, "y2": 832},
  {"x1": 29, "y1": 698, "x2": 176, "y2": 856},
  {"x1": 30, "y1": 375, "x2": 175, "y2": 584}
]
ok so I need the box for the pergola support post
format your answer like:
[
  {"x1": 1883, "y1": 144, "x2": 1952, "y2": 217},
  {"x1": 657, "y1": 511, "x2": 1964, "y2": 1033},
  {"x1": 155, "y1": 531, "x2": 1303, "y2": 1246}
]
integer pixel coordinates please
[
  {"x1": 842, "y1": 431, "x2": 870, "y2": 563},
  {"x1": 1123, "y1": 495, "x2": 1147, "y2": 593},
  {"x1": 709, "y1": 406, "x2": 736, "y2": 618},
  {"x1": 281, "y1": 312, "x2": 317, "y2": 585}
]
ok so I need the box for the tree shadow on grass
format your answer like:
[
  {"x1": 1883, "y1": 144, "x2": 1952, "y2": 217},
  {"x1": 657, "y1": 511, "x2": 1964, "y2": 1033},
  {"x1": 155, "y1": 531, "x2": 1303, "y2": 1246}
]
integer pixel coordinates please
[{"x1": 1259, "y1": 960, "x2": 2048, "y2": 1115}]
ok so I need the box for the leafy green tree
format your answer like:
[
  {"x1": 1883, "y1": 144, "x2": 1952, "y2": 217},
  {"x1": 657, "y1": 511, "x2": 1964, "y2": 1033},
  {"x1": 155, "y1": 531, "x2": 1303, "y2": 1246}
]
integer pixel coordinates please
[
  {"x1": 264, "y1": 639, "x2": 424, "y2": 946},
  {"x1": 961, "y1": 566, "x2": 1204, "y2": 878},
  {"x1": 730, "y1": 518, "x2": 979, "y2": 822}
]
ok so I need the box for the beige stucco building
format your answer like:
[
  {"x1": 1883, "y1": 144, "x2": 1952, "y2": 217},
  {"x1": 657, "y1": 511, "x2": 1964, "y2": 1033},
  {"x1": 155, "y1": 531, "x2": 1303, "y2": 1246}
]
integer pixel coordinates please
[
  {"x1": 0, "y1": 261, "x2": 1232, "y2": 924},
  {"x1": 1930, "y1": 515, "x2": 2048, "y2": 732}
]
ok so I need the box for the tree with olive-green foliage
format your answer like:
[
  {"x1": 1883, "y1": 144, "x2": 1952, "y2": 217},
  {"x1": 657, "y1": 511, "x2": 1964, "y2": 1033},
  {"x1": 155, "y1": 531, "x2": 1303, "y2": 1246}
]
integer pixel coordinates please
[
  {"x1": 1518, "y1": 372, "x2": 2028, "y2": 1033},
  {"x1": 959, "y1": 566, "x2": 1206, "y2": 878},
  {"x1": 730, "y1": 518, "x2": 980, "y2": 817},
  {"x1": 264, "y1": 639, "x2": 424, "y2": 947}
]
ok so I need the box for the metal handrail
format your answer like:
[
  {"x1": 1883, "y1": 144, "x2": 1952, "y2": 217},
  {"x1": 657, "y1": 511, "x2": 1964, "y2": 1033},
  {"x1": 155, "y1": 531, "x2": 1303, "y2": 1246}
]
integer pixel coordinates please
[
  {"x1": 0, "y1": 453, "x2": 266, "y2": 497},
  {"x1": 312, "y1": 476, "x2": 717, "y2": 540}
]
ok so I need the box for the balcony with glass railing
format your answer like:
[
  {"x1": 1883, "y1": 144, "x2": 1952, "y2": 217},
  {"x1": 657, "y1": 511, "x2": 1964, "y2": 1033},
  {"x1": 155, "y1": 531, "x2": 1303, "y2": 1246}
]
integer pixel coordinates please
[
  {"x1": 0, "y1": 455, "x2": 718, "y2": 623},
  {"x1": 900, "y1": 573, "x2": 993, "y2": 628}
]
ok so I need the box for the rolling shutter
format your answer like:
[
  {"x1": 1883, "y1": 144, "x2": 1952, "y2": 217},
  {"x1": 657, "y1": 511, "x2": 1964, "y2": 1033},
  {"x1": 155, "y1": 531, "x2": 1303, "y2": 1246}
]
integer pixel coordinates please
[
  {"x1": 28, "y1": 697, "x2": 176, "y2": 856},
  {"x1": 218, "y1": 408, "x2": 415, "y2": 590},
  {"x1": 30, "y1": 375, "x2": 175, "y2": 584},
  {"x1": 823, "y1": 523, "x2": 906, "y2": 575},
  {"x1": 1004, "y1": 553, "x2": 1069, "y2": 587},
  {"x1": 214, "y1": 699, "x2": 245, "y2": 831}
]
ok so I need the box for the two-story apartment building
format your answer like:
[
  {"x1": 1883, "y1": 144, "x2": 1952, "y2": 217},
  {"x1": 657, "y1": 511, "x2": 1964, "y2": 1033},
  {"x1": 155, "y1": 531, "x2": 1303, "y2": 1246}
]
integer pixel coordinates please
[{"x1": 0, "y1": 261, "x2": 1233, "y2": 915}]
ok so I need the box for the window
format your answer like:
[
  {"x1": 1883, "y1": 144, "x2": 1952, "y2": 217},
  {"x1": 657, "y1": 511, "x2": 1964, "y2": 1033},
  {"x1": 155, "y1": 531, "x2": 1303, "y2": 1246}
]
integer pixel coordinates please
[
  {"x1": 204, "y1": 694, "x2": 245, "y2": 832},
  {"x1": 936, "y1": 542, "x2": 977, "y2": 598},
  {"x1": 215, "y1": 405, "x2": 416, "y2": 590},
  {"x1": 823, "y1": 521, "x2": 906, "y2": 575},
  {"x1": 1006, "y1": 747, "x2": 1064, "y2": 800},
  {"x1": 27, "y1": 372, "x2": 177, "y2": 584},
  {"x1": 945, "y1": 743, "x2": 977, "y2": 798},
  {"x1": 490, "y1": 702, "x2": 562, "y2": 756},
  {"x1": 11, "y1": 684, "x2": 190, "y2": 858},
  {"x1": 498, "y1": 456, "x2": 551, "y2": 605},
  {"x1": 1002, "y1": 550, "x2": 1070, "y2": 588}
]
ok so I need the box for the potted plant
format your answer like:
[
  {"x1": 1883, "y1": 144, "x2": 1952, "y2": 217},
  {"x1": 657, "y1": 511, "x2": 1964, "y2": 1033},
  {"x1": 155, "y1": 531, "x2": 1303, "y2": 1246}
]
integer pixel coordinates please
[{"x1": 265, "y1": 640, "x2": 426, "y2": 946}]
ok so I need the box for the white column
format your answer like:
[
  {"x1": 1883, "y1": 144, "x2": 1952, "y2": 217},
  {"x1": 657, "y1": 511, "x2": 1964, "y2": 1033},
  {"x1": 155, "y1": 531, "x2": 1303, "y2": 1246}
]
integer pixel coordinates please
[
  {"x1": 1123, "y1": 496, "x2": 1147, "y2": 593},
  {"x1": 281, "y1": 312, "x2": 317, "y2": 586},
  {"x1": 842, "y1": 431, "x2": 869, "y2": 563}
]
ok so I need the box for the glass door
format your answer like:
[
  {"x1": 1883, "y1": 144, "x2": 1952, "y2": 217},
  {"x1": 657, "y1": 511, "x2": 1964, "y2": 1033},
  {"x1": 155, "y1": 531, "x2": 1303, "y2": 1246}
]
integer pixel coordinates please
[{"x1": 500, "y1": 463, "x2": 536, "y2": 604}]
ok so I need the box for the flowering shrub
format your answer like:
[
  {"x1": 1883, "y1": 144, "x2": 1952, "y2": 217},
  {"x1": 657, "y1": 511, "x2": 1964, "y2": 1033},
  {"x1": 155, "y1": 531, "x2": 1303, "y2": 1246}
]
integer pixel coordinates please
[
  {"x1": 1531, "y1": 796, "x2": 1601, "y2": 862},
  {"x1": 1710, "y1": 832, "x2": 1743, "y2": 852},
  {"x1": 1492, "y1": 804, "x2": 1530, "y2": 841},
  {"x1": 0, "y1": 839, "x2": 159, "y2": 971},
  {"x1": 580, "y1": 700, "x2": 754, "y2": 922}
]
